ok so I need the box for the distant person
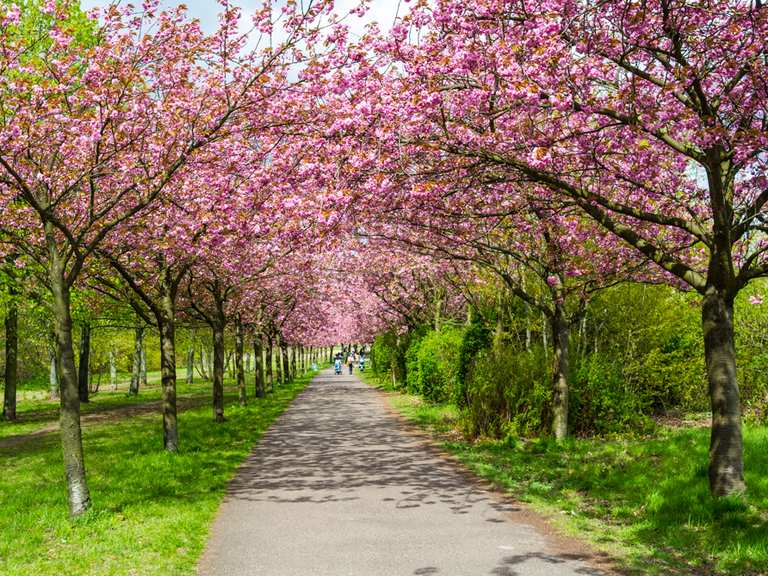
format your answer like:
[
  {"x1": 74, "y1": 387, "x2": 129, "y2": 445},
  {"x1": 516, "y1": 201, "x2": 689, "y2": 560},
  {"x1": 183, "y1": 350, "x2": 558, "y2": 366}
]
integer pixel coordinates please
[{"x1": 347, "y1": 353, "x2": 354, "y2": 375}]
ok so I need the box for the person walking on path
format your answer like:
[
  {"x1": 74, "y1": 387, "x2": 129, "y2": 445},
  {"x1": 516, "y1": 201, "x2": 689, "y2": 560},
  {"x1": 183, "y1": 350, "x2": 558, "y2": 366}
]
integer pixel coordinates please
[{"x1": 346, "y1": 352, "x2": 355, "y2": 375}]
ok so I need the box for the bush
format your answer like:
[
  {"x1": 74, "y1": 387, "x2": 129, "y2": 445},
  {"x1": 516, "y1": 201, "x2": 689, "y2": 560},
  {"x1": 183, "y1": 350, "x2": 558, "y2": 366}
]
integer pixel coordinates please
[{"x1": 401, "y1": 324, "x2": 463, "y2": 402}]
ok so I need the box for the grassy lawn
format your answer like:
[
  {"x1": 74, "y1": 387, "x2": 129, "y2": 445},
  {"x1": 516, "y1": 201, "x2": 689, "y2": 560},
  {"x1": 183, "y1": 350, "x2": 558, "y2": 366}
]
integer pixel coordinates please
[
  {"x1": 0, "y1": 372, "x2": 315, "y2": 576},
  {"x1": 362, "y1": 373, "x2": 768, "y2": 576},
  {"x1": 1, "y1": 376, "x2": 216, "y2": 440}
]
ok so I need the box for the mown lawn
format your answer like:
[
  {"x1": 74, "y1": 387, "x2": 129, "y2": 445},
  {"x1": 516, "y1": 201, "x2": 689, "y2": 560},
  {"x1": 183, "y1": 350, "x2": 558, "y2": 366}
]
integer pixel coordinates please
[
  {"x1": 0, "y1": 373, "x2": 314, "y2": 576},
  {"x1": 368, "y1": 376, "x2": 768, "y2": 576}
]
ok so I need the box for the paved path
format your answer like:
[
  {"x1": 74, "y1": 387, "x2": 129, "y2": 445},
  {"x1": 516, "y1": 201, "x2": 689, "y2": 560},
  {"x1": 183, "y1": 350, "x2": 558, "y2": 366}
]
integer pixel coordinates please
[{"x1": 199, "y1": 370, "x2": 609, "y2": 576}]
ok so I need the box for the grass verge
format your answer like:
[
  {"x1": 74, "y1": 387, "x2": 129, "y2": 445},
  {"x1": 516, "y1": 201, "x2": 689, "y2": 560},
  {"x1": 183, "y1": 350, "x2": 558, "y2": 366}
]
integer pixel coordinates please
[
  {"x1": 0, "y1": 372, "x2": 315, "y2": 575},
  {"x1": 361, "y1": 372, "x2": 768, "y2": 576}
]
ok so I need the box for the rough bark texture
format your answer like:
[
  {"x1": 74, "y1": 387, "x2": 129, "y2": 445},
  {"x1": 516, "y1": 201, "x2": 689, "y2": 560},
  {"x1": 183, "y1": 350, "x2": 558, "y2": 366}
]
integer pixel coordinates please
[
  {"x1": 77, "y1": 323, "x2": 90, "y2": 403},
  {"x1": 129, "y1": 325, "x2": 143, "y2": 395},
  {"x1": 158, "y1": 279, "x2": 179, "y2": 452},
  {"x1": 235, "y1": 319, "x2": 246, "y2": 406},
  {"x1": 703, "y1": 289, "x2": 745, "y2": 495},
  {"x1": 49, "y1": 250, "x2": 91, "y2": 516},
  {"x1": 3, "y1": 301, "x2": 18, "y2": 421},
  {"x1": 550, "y1": 311, "x2": 570, "y2": 441},
  {"x1": 212, "y1": 323, "x2": 225, "y2": 422},
  {"x1": 254, "y1": 334, "x2": 265, "y2": 398}
]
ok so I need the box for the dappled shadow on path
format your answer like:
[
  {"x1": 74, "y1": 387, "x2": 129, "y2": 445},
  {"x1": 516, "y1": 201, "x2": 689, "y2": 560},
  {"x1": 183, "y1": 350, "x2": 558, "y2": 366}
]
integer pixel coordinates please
[
  {"x1": 214, "y1": 371, "x2": 614, "y2": 576},
  {"x1": 227, "y1": 372, "x2": 516, "y2": 518}
]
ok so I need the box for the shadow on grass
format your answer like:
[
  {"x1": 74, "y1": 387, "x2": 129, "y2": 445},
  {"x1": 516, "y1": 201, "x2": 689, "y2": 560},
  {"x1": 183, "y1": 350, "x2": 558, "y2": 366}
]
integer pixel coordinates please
[
  {"x1": 0, "y1": 375, "x2": 313, "y2": 576},
  {"x1": 446, "y1": 425, "x2": 768, "y2": 575}
]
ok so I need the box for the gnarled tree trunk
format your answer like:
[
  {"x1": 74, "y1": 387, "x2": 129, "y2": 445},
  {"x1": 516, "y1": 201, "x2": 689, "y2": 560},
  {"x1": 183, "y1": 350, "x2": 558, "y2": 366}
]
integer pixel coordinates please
[
  {"x1": 550, "y1": 308, "x2": 570, "y2": 441},
  {"x1": 703, "y1": 287, "x2": 744, "y2": 495},
  {"x1": 157, "y1": 276, "x2": 179, "y2": 452},
  {"x1": 49, "y1": 243, "x2": 91, "y2": 517}
]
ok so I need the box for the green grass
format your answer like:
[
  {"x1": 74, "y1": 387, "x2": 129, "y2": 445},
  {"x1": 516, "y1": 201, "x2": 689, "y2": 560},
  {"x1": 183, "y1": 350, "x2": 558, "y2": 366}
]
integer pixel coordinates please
[
  {"x1": 0, "y1": 372, "x2": 314, "y2": 575},
  {"x1": 363, "y1": 373, "x2": 768, "y2": 576},
  {"x1": 0, "y1": 376, "x2": 216, "y2": 440}
]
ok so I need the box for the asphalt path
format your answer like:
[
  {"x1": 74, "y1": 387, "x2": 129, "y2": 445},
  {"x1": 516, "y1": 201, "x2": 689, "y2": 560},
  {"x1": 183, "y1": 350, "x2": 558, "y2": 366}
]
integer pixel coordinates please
[{"x1": 198, "y1": 369, "x2": 609, "y2": 576}]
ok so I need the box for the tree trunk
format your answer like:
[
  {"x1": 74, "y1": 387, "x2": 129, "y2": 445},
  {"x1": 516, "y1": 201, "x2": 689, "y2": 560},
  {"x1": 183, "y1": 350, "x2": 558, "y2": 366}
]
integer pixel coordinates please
[
  {"x1": 49, "y1": 341, "x2": 59, "y2": 400},
  {"x1": 281, "y1": 341, "x2": 290, "y2": 384},
  {"x1": 3, "y1": 300, "x2": 18, "y2": 421},
  {"x1": 129, "y1": 325, "x2": 143, "y2": 395},
  {"x1": 702, "y1": 288, "x2": 745, "y2": 496},
  {"x1": 140, "y1": 347, "x2": 147, "y2": 388},
  {"x1": 235, "y1": 319, "x2": 246, "y2": 406},
  {"x1": 254, "y1": 334, "x2": 265, "y2": 398},
  {"x1": 49, "y1": 251, "x2": 91, "y2": 517},
  {"x1": 245, "y1": 350, "x2": 250, "y2": 374},
  {"x1": 550, "y1": 310, "x2": 570, "y2": 441},
  {"x1": 291, "y1": 346, "x2": 297, "y2": 380},
  {"x1": 212, "y1": 323, "x2": 225, "y2": 422},
  {"x1": 274, "y1": 335, "x2": 283, "y2": 386},
  {"x1": 157, "y1": 278, "x2": 179, "y2": 452},
  {"x1": 200, "y1": 343, "x2": 208, "y2": 380},
  {"x1": 77, "y1": 323, "x2": 90, "y2": 403},
  {"x1": 266, "y1": 336, "x2": 274, "y2": 393},
  {"x1": 186, "y1": 339, "x2": 194, "y2": 386},
  {"x1": 109, "y1": 350, "x2": 117, "y2": 390}
]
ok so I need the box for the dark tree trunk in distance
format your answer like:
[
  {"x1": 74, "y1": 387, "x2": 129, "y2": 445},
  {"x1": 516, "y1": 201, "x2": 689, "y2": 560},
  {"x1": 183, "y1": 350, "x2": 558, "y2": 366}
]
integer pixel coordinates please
[
  {"x1": 254, "y1": 334, "x2": 265, "y2": 398},
  {"x1": 235, "y1": 319, "x2": 246, "y2": 406},
  {"x1": 266, "y1": 336, "x2": 274, "y2": 393},
  {"x1": 129, "y1": 325, "x2": 143, "y2": 395},
  {"x1": 3, "y1": 301, "x2": 18, "y2": 421},
  {"x1": 77, "y1": 323, "x2": 90, "y2": 403},
  {"x1": 212, "y1": 323, "x2": 225, "y2": 422}
]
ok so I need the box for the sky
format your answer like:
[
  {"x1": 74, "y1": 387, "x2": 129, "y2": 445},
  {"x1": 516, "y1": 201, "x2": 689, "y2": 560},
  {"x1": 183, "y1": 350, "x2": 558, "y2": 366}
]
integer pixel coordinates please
[{"x1": 80, "y1": 0, "x2": 402, "y2": 38}]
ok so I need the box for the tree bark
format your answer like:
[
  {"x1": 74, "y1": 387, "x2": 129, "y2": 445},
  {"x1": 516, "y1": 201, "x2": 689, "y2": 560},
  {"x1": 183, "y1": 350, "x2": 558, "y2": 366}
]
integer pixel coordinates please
[
  {"x1": 291, "y1": 346, "x2": 297, "y2": 380},
  {"x1": 3, "y1": 300, "x2": 18, "y2": 421},
  {"x1": 274, "y1": 335, "x2": 283, "y2": 385},
  {"x1": 235, "y1": 319, "x2": 246, "y2": 406},
  {"x1": 254, "y1": 333, "x2": 265, "y2": 398},
  {"x1": 703, "y1": 288, "x2": 745, "y2": 495},
  {"x1": 550, "y1": 309, "x2": 570, "y2": 441},
  {"x1": 186, "y1": 339, "x2": 194, "y2": 386},
  {"x1": 265, "y1": 335, "x2": 274, "y2": 393},
  {"x1": 157, "y1": 277, "x2": 179, "y2": 452},
  {"x1": 281, "y1": 340, "x2": 290, "y2": 384},
  {"x1": 212, "y1": 322, "x2": 225, "y2": 422},
  {"x1": 199, "y1": 345, "x2": 209, "y2": 380},
  {"x1": 77, "y1": 323, "x2": 90, "y2": 403},
  {"x1": 49, "y1": 250, "x2": 91, "y2": 517},
  {"x1": 109, "y1": 350, "x2": 117, "y2": 390},
  {"x1": 49, "y1": 341, "x2": 59, "y2": 400},
  {"x1": 129, "y1": 325, "x2": 143, "y2": 395},
  {"x1": 140, "y1": 347, "x2": 147, "y2": 388}
]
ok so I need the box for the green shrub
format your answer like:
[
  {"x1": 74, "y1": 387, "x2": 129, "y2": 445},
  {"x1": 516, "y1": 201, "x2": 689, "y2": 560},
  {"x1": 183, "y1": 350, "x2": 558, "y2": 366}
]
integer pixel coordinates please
[{"x1": 414, "y1": 325, "x2": 464, "y2": 402}]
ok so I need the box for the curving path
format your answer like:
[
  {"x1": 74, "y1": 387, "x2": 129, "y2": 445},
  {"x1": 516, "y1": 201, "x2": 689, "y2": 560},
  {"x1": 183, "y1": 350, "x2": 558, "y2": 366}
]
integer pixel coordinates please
[{"x1": 198, "y1": 369, "x2": 611, "y2": 576}]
